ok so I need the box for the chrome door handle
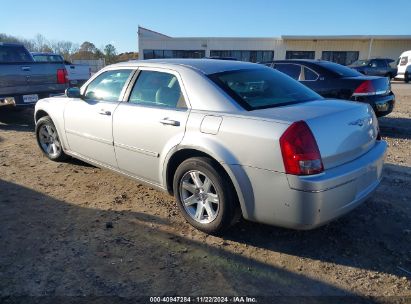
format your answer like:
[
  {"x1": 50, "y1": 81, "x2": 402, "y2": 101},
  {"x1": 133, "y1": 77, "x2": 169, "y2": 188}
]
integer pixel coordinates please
[
  {"x1": 159, "y1": 118, "x2": 180, "y2": 126},
  {"x1": 99, "y1": 110, "x2": 111, "y2": 116},
  {"x1": 21, "y1": 66, "x2": 31, "y2": 71}
]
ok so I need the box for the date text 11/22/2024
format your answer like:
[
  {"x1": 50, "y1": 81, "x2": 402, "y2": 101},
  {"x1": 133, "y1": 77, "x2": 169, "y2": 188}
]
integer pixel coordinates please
[{"x1": 149, "y1": 296, "x2": 257, "y2": 303}]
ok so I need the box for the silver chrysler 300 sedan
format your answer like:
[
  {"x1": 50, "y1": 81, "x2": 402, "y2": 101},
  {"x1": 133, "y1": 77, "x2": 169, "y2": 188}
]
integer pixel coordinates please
[{"x1": 34, "y1": 59, "x2": 387, "y2": 234}]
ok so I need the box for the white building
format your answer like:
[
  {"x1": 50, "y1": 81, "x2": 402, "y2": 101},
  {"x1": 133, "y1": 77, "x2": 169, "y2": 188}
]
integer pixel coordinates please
[{"x1": 138, "y1": 26, "x2": 411, "y2": 66}]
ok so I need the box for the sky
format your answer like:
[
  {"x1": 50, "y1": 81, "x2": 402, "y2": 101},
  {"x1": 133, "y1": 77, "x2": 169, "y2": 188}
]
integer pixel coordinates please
[{"x1": 1, "y1": 0, "x2": 410, "y2": 53}]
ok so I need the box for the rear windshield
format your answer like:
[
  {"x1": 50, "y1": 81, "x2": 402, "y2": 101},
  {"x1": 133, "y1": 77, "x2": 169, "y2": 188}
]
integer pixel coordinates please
[
  {"x1": 208, "y1": 68, "x2": 322, "y2": 111},
  {"x1": 318, "y1": 61, "x2": 362, "y2": 77},
  {"x1": 0, "y1": 45, "x2": 32, "y2": 63},
  {"x1": 33, "y1": 54, "x2": 64, "y2": 62}
]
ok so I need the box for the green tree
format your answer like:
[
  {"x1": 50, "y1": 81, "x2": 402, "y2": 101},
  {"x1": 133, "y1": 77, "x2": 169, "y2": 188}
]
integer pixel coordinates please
[{"x1": 104, "y1": 44, "x2": 117, "y2": 64}]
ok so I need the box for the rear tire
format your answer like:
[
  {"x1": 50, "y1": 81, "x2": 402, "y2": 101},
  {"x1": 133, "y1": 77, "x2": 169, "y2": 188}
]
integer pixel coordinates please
[
  {"x1": 405, "y1": 72, "x2": 410, "y2": 84},
  {"x1": 35, "y1": 116, "x2": 67, "y2": 162},
  {"x1": 173, "y1": 157, "x2": 239, "y2": 234},
  {"x1": 385, "y1": 73, "x2": 392, "y2": 79}
]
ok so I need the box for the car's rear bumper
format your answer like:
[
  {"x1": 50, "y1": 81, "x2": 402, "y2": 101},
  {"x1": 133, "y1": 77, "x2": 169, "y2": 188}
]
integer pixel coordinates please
[
  {"x1": 233, "y1": 140, "x2": 387, "y2": 229},
  {"x1": 351, "y1": 92, "x2": 395, "y2": 117}
]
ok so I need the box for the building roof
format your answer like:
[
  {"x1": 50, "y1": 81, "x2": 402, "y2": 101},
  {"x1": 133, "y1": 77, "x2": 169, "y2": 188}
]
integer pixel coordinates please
[
  {"x1": 138, "y1": 27, "x2": 411, "y2": 41},
  {"x1": 281, "y1": 35, "x2": 411, "y2": 40}
]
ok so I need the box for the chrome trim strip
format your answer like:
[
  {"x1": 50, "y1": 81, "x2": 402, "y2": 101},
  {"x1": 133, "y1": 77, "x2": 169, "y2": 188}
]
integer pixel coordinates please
[
  {"x1": 114, "y1": 142, "x2": 159, "y2": 157},
  {"x1": 66, "y1": 129, "x2": 112, "y2": 145}
]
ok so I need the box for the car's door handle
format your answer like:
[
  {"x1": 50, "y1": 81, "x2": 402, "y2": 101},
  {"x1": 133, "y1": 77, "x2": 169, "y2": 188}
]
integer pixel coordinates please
[
  {"x1": 98, "y1": 110, "x2": 111, "y2": 116},
  {"x1": 21, "y1": 66, "x2": 31, "y2": 71},
  {"x1": 159, "y1": 118, "x2": 180, "y2": 126}
]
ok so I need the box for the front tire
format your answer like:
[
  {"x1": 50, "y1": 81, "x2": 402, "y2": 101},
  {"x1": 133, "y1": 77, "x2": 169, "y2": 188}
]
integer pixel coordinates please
[
  {"x1": 405, "y1": 72, "x2": 410, "y2": 83},
  {"x1": 35, "y1": 116, "x2": 67, "y2": 161},
  {"x1": 173, "y1": 157, "x2": 238, "y2": 234}
]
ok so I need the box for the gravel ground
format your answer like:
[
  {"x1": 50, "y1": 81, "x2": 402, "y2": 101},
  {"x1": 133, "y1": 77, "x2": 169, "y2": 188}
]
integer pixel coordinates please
[{"x1": 0, "y1": 83, "x2": 410, "y2": 302}]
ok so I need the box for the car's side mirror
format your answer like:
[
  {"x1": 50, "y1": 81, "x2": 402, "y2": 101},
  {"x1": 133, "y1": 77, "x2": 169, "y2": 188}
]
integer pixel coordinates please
[{"x1": 66, "y1": 87, "x2": 82, "y2": 98}]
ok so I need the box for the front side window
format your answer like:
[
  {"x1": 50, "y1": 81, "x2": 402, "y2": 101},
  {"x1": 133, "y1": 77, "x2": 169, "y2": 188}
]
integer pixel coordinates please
[
  {"x1": 84, "y1": 69, "x2": 132, "y2": 102},
  {"x1": 208, "y1": 68, "x2": 322, "y2": 111},
  {"x1": 128, "y1": 70, "x2": 186, "y2": 109}
]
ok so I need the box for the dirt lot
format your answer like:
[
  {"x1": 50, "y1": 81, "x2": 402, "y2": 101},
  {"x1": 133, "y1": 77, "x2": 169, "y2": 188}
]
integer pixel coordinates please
[{"x1": 0, "y1": 83, "x2": 410, "y2": 302}]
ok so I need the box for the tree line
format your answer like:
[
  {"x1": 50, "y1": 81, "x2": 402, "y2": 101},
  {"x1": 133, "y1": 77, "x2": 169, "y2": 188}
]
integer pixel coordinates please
[{"x1": 0, "y1": 33, "x2": 138, "y2": 64}]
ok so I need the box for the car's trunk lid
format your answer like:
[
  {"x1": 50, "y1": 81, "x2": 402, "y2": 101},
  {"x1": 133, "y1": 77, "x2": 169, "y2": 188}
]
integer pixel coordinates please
[
  {"x1": 251, "y1": 99, "x2": 379, "y2": 169},
  {"x1": 346, "y1": 75, "x2": 391, "y2": 96}
]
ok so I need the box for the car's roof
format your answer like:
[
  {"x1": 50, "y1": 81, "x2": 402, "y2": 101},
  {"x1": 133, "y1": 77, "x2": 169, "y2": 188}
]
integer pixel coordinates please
[
  {"x1": 267, "y1": 59, "x2": 327, "y2": 64},
  {"x1": 112, "y1": 59, "x2": 262, "y2": 75},
  {"x1": 0, "y1": 42, "x2": 25, "y2": 47}
]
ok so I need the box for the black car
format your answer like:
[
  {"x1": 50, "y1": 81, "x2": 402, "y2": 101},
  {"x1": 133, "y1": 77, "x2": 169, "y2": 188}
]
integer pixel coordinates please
[
  {"x1": 262, "y1": 60, "x2": 395, "y2": 117},
  {"x1": 348, "y1": 58, "x2": 397, "y2": 78}
]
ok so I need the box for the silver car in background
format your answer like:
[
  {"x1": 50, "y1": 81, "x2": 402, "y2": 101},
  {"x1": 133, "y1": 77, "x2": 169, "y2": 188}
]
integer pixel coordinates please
[{"x1": 34, "y1": 59, "x2": 387, "y2": 234}]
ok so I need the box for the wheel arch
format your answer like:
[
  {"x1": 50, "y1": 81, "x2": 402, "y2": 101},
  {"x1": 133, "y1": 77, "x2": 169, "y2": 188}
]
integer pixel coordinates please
[
  {"x1": 164, "y1": 146, "x2": 254, "y2": 220},
  {"x1": 35, "y1": 109, "x2": 50, "y2": 123}
]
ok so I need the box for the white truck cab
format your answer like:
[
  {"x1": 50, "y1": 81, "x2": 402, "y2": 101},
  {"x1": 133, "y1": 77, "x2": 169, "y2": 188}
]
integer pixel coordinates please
[{"x1": 397, "y1": 50, "x2": 411, "y2": 83}]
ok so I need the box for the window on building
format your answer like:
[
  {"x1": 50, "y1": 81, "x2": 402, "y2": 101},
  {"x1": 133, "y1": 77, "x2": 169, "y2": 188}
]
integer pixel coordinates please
[
  {"x1": 143, "y1": 49, "x2": 205, "y2": 59},
  {"x1": 321, "y1": 51, "x2": 359, "y2": 66},
  {"x1": 210, "y1": 50, "x2": 274, "y2": 62},
  {"x1": 286, "y1": 51, "x2": 315, "y2": 60}
]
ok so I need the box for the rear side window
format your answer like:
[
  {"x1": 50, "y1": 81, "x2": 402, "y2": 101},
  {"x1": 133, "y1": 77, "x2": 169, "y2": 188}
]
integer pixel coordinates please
[
  {"x1": 0, "y1": 45, "x2": 32, "y2": 63},
  {"x1": 208, "y1": 68, "x2": 322, "y2": 111},
  {"x1": 128, "y1": 70, "x2": 186, "y2": 109},
  {"x1": 84, "y1": 69, "x2": 132, "y2": 102},
  {"x1": 400, "y1": 57, "x2": 409, "y2": 66},
  {"x1": 33, "y1": 54, "x2": 64, "y2": 62},
  {"x1": 274, "y1": 63, "x2": 301, "y2": 80},
  {"x1": 303, "y1": 67, "x2": 318, "y2": 81}
]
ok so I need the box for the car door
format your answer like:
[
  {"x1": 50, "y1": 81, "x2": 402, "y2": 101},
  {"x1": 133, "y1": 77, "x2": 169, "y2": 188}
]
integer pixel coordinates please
[
  {"x1": 64, "y1": 68, "x2": 133, "y2": 167},
  {"x1": 112, "y1": 68, "x2": 190, "y2": 184}
]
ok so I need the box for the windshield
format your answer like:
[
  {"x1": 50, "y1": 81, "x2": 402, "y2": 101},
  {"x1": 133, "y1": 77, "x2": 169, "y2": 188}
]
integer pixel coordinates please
[
  {"x1": 208, "y1": 68, "x2": 322, "y2": 111},
  {"x1": 318, "y1": 61, "x2": 362, "y2": 77},
  {"x1": 350, "y1": 60, "x2": 370, "y2": 66}
]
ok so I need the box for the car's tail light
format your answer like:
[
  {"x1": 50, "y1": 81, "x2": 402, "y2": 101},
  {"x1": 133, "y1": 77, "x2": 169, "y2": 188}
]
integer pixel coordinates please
[
  {"x1": 279, "y1": 121, "x2": 324, "y2": 175},
  {"x1": 352, "y1": 80, "x2": 376, "y2": 96},
  {"x1": 57, "y1": 69, "x2": 68, "y2": 84}
]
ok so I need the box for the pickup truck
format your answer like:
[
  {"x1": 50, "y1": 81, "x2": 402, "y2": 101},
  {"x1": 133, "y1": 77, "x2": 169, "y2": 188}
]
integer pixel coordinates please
[
  {"x1": 31, "y1": 52, "x2": 91, "y2": 87},
  {"x1": 0, "y1": 43, "x2": 68, "y2": 107},
  {"x1": 348, "y1": 58, "x2": 397, "y2": 79}
]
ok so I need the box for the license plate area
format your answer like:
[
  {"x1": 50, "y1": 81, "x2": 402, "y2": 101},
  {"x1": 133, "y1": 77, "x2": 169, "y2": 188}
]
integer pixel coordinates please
[{"x1": 23, "y1": 94, "x2": 39, "y2": 103}]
